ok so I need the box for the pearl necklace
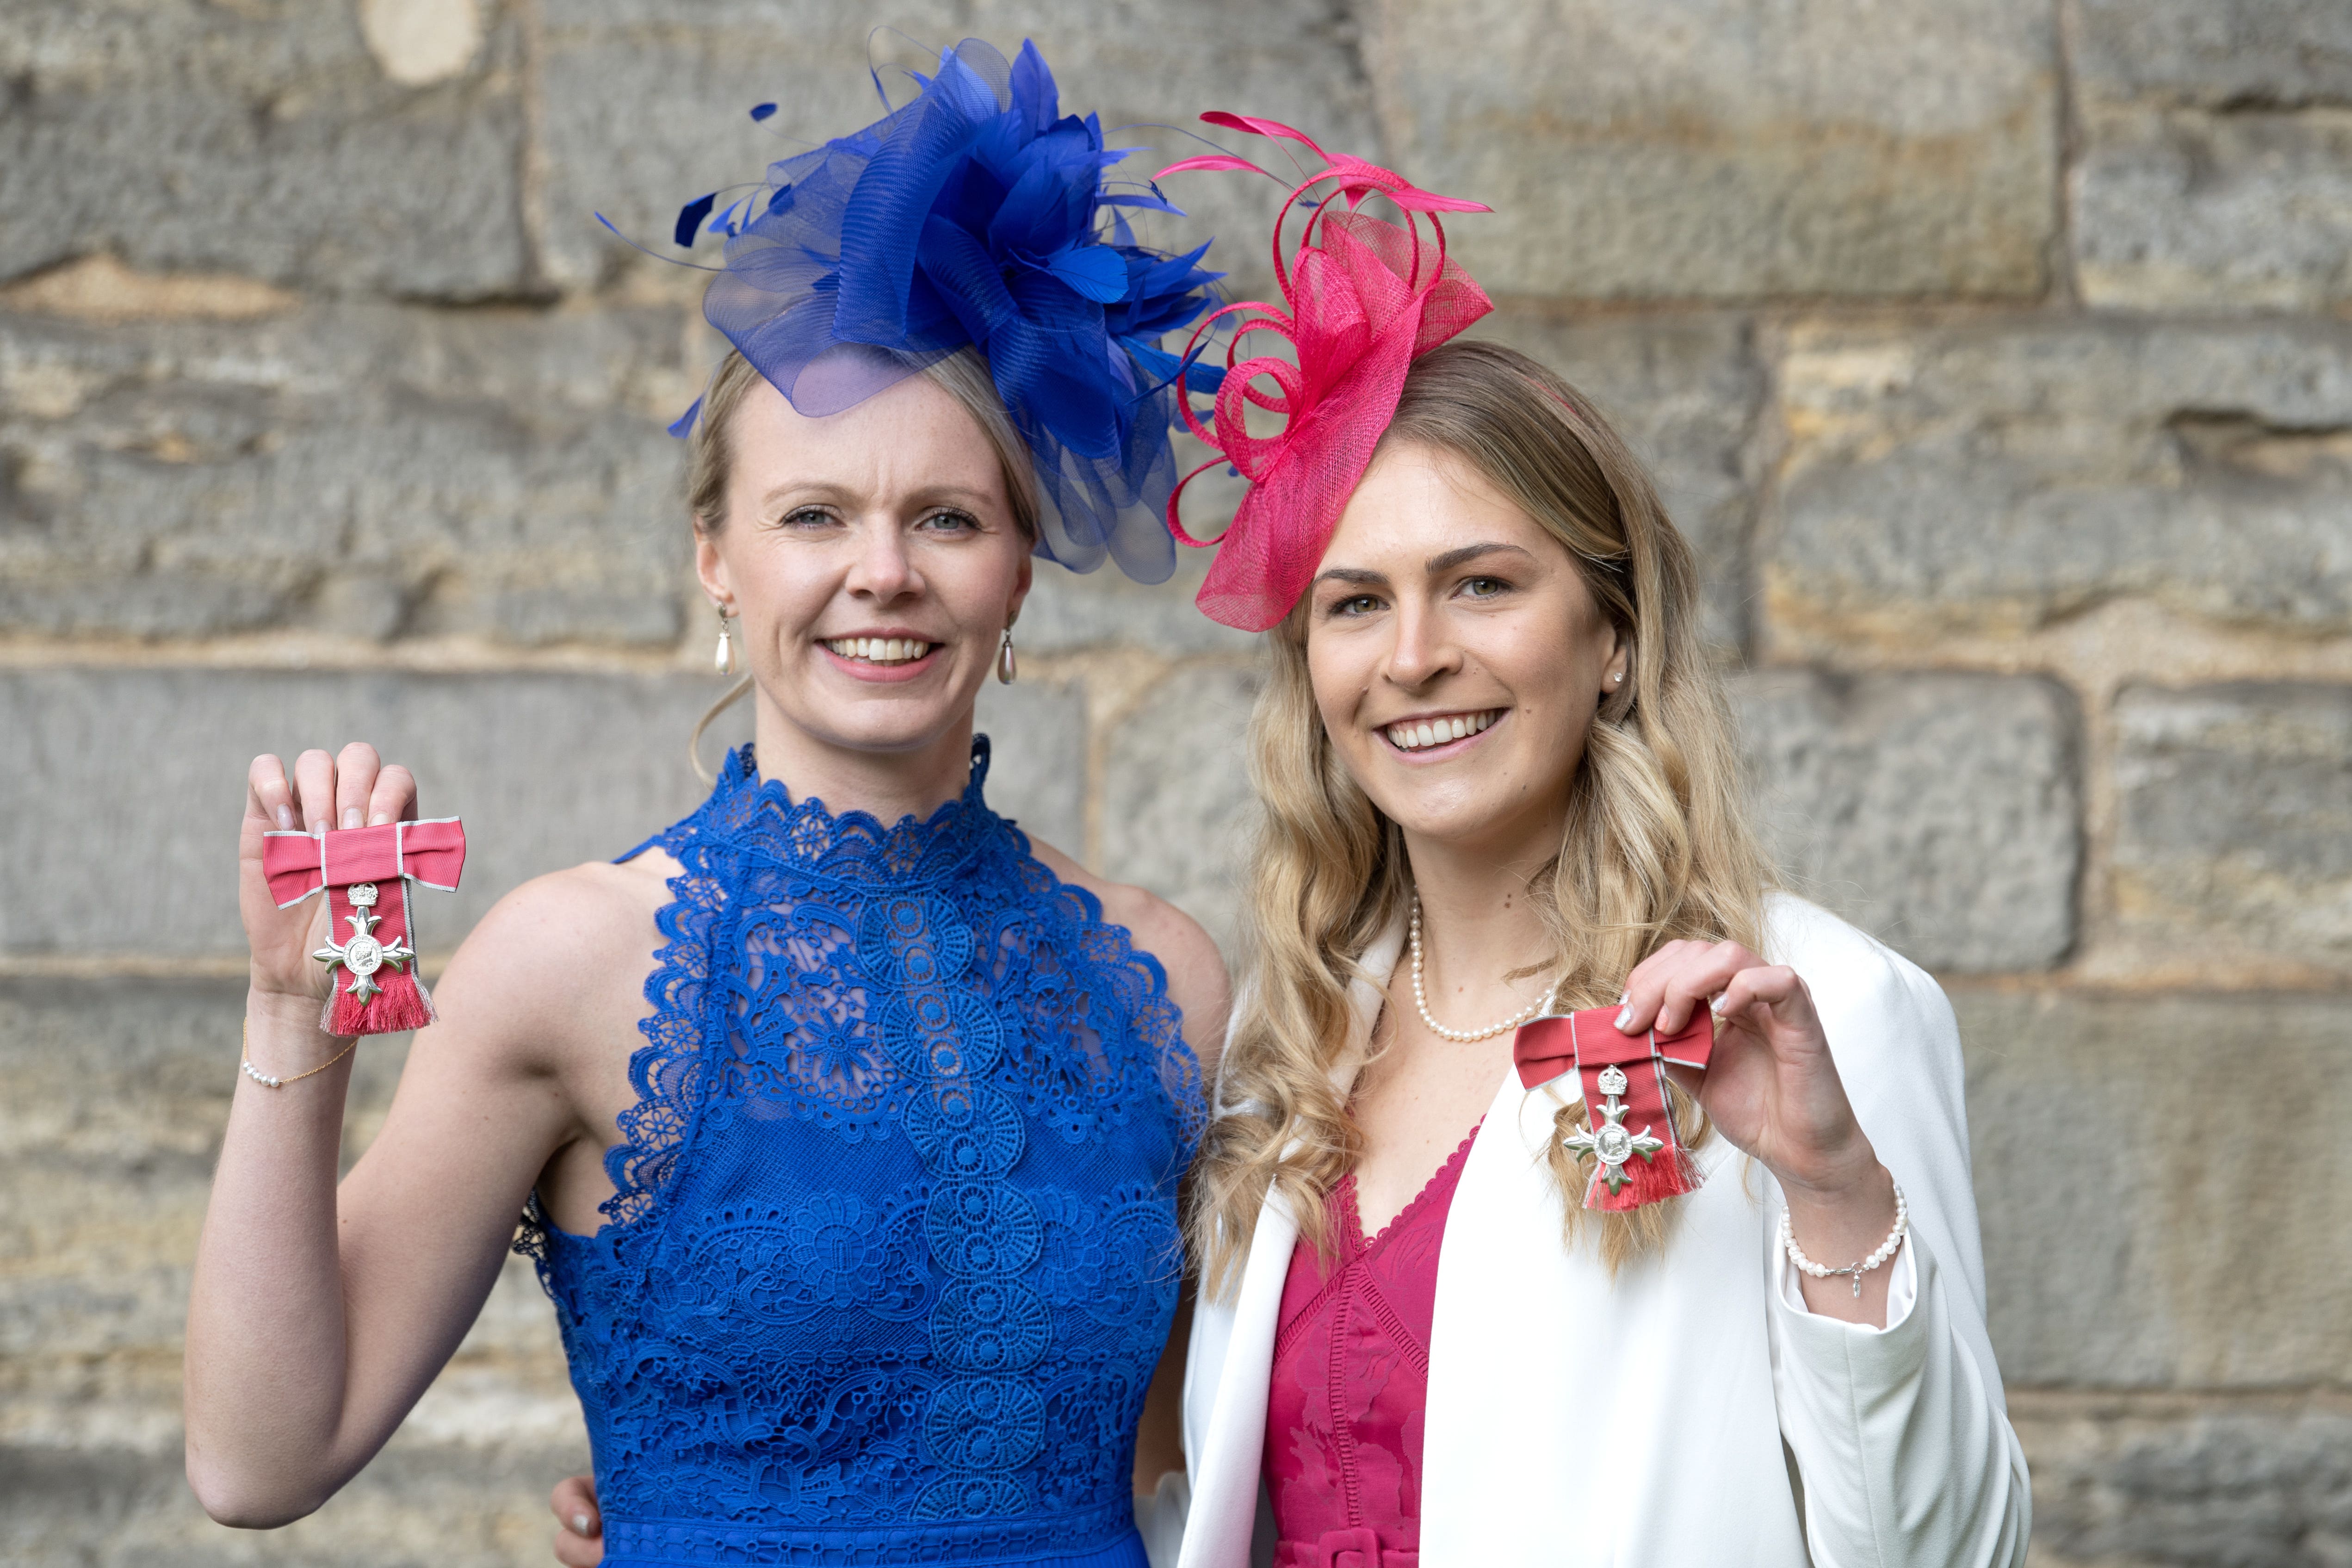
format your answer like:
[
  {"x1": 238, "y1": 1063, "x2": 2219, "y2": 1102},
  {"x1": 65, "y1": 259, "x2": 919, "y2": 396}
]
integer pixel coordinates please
[{"x1": 1407, "y1": 895, "x2": 1557, "y2": 1043}]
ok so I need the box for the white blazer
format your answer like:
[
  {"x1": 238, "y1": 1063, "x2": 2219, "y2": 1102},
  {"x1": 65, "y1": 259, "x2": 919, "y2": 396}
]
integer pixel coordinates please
[{"x1": 1175, "y1": 893, "x2": 2031, "y2": 1568}]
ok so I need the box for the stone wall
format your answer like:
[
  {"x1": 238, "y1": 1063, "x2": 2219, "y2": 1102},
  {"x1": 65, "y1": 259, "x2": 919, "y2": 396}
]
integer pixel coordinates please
[{"x1": 4, "y1": 2, "x2": 2346, "y2": 1564}]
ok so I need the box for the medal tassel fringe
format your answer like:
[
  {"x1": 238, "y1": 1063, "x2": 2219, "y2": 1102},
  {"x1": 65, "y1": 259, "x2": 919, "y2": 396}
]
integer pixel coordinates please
[
  {"x1": 324, "y1": 973, "x2": 437, "y2": 1037},
  {"x1": 1582, "y1": 1140, "x2": 1706, "y2": 1213}
]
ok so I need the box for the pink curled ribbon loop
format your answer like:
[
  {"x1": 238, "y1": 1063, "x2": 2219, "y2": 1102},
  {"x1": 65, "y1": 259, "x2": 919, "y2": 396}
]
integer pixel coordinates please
[
  {"x1": 260, "y1": 819, "x2": 466, "y2": 1036},
  {"x1": 1154, "y1": 115, "x2": 1493, "y2": 632}
]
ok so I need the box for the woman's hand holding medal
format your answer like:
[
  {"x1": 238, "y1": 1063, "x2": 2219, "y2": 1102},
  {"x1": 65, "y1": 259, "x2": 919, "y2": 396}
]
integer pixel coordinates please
[
  {"x1": 239, "y1": 742, "x2": 418, "y2": 1016},
  {"x1": 1621, "y1": 940, "x2": 1903, "y2": 1324}
]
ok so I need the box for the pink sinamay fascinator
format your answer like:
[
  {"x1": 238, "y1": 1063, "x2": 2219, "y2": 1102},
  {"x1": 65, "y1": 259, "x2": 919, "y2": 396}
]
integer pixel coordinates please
[{"x1": 1157, "y1": 115, "x2": 1494, "y2": 631}]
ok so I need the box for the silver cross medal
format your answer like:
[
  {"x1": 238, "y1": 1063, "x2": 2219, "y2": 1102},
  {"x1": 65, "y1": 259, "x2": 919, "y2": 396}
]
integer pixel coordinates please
[
  {"x1": 1562, "y1": 1063, "x2": 1665, "y2": 1195},
  {"x1": 314, "y1": 882, "x2": 414, "y2": 1004}
]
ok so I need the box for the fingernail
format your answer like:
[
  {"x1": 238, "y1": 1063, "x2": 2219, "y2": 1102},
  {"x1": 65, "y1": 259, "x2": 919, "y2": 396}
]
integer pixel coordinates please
[
  {"x1": 275, "y1": 805, "x2": 294, "y2": 830},
  {"x1": 369, "y1": 812, "x2": 391, "y2": 826},
  {"x1": 1616, "y1": 991, "x2": 1628, "y2": 1007},
  {"x1": 1709, "y1": 992, "x2": 1728, "y2": 1015},
  {"x1": 1615, "y1": 1007, "x2": 1631, "y2": 1029},
  {"x1": 341, "y1": 807, "x2": 361, "y2": 830},
  {"x1": 574, "y1": 1514, "x2": 591, "y2": 1534}
]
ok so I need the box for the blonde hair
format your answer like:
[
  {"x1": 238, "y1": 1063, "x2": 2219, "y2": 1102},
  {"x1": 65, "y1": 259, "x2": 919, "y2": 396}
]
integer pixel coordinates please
[
  {"x1": 682, "y1": 347, "x2": 1041, "y2": 777},
  {"x1": 1190, "y1": 340, "x2": 1769, "y2": 1294}
]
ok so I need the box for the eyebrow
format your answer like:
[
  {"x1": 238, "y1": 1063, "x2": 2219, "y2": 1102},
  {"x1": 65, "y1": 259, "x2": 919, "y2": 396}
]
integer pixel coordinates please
[
  {"x1": 1310, "y1": 541, "x2": 1536, "y2": 590},
  {"x1": 758, "y1": 482, "x2": 1000, "y2": 512},
  {"x1": 1426, "y1": 541, "x2": 1537, "y2": 574}
]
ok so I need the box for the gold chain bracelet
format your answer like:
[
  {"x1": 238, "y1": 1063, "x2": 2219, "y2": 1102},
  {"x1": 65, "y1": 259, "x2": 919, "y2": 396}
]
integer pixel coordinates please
[{"x1": 241, "y1": 1018, "x2": 358, "y2": 1089}]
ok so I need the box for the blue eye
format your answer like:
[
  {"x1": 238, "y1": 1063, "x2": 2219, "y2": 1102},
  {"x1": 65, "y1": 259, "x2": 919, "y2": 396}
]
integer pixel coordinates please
[
  {"x1": 779, "y1": 507, "x2": 834, "y2": 530},
  {"x1": 919, "y1": 510, "x2": 980, "y2": 534}
]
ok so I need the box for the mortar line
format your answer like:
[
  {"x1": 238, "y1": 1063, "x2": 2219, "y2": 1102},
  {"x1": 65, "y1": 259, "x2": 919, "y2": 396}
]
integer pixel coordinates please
[
  {"x1": 513, "y1": 0, "x2": 555, "y2": 300},
  {"x1": 2050, "y1": 0, "x2": 2085, "y2": 308}
]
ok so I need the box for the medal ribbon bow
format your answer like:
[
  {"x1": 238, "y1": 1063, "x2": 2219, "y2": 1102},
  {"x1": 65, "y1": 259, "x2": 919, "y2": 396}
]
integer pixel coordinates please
[
  {"x1": 260, "y1": 819, "x2": 466, "y2": 1037},
  {"x1": 1513, "y1": 1006, "x2": 1712, "y2": 1211}
]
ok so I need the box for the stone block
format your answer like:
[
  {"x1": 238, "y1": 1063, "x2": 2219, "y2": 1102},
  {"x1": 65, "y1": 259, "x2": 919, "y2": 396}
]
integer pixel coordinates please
[
  {"x1": 1019, "y1": 439, "x2": 1259, "y2": 658},
  {"x1": 1473, "y1": 310, "x2": 1763, "y2": 648},
  {"x1": 2111, "y1": 682, "x2": 2352, "y2": 977},
  {"x1": 1734, "y1": 670, "x2": 2080, "y2": 972},
  {"x1": 972, "y1": 673, "x2": 1089, "y2": 856},
  {"x1": 2072, "y1": 0, "x2": 2352, "y2": 111},
  {"x1": 1765, "y1": 316, "x2": 2352, "y2": 639},
  {"x1": 0, "y1": 1432, "x2": 591, "y2": 1568},
  {"x1": 2069, "y1": 1, "x2": 2352, "y2": 312},
  {"x1": 0, "y1": 303, "x2": 697, "y2": 645},
  {"x1": 2012, "y1": 1393, "x2": 2352, "y2": 1568},
  {"x1": 1018, "y1": 552, "x2": 1259, "y2": 660},
  {"x1": 0, "y1": 668, "x2": 1082, "y2": 959},
  {"x1": 1956, "y1": 987, "x2": 2352, "y2": 1388},
  {"x1": 0, "y1": 0, "x2": 530, "y2": 300},
  {"x1": 0, "y1": 979, "x2": 567, "y2": 1365},
  {"x1": 2074, "y1": 104, "x2": 2352, "y2": 312},
  {"x1": 538, "y1": 0, "x2": 1377, "y2": 300},
  {"x1": 0, "y1": 976, "x2": 586, "y2": 1566},
  {"x1": 1361, "y1": 0, "x2": 2056, "y2": 301},
  {"x1": 1100, "y1": 661, "x2": 1264, "y2": 949}
]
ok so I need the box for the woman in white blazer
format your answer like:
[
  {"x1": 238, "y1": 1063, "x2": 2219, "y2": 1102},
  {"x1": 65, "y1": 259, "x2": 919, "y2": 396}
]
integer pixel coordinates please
[{"x1": 1142, "y1": 125, "x2": 2031, "y2": 1567}]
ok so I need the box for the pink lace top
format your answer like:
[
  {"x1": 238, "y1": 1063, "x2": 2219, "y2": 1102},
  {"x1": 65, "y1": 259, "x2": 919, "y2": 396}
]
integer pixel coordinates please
[{"x1": 1262, "y1": 1126, "x2": 1479, "y2": 1568}]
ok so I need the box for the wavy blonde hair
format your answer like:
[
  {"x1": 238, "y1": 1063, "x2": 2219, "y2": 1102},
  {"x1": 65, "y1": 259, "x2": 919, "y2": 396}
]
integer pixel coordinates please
[{"x1": 1191, "y1": 340, "x2": 1769, "y2": 1293}]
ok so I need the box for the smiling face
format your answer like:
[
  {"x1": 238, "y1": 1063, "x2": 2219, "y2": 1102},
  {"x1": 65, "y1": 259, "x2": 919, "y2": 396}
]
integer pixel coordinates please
[
  {"x1": 695, "y1": 371, "x2": 1033, "y2": 773},
  {"x1": 1304, "y1": 439, "x2": 1626, "y2": 861}
]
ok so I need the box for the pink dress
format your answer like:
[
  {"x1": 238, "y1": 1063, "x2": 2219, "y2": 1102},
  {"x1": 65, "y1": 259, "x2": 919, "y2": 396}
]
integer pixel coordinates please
[{"x1": 1262, "y1": 1127, "x2": 1479, "y2": 1568}]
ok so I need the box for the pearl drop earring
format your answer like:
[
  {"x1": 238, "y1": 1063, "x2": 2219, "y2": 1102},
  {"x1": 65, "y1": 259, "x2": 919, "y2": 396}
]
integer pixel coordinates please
[{"x1": 713, "y1": 604, "x2": 736, "y2": 676}]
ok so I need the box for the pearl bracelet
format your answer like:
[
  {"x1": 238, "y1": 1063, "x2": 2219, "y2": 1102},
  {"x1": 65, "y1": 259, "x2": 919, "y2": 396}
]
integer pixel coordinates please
[
  {"x1": 240, "y1": 1018, "x2": 358, "y2": 1089},
  {"x1": 1780, "y1": 1182, "x2": 1908, "y2": 1298}
]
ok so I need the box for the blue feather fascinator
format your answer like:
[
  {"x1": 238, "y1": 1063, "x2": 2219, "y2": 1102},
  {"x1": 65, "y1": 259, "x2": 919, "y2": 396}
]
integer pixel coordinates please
[{"x1": 661, "y1": 38, "x2": 1226, "y2": 583}]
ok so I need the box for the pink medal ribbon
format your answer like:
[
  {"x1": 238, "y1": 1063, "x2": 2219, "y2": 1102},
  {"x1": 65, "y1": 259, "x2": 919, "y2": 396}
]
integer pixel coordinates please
[
  {"x1": 260, "y1": 819, "x2": 466, "y2": 1036},
  {"x1": 1513, "y1": 1007, "x2": 1713, "y2": 1211}
]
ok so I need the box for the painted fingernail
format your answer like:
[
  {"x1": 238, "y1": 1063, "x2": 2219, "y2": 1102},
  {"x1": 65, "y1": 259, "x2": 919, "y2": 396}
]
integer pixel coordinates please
[
  {"x1": 341, "y1": 807, "x2": 362, "y2": 830},
  {"x1": 1616, "y1": 991, "x2": 1628, "y2": 1007},
  {"x1": 574, "y1": 1514, "x2": 591, "y2": 1535},
  {"x1": 1709, "y1": 992, "x2": 1728, "y2": 1015},
  {"x1": 1615, "y1": 1007, "x2": 1632, "y2": 1029},
  {"x1": 275, "y1": 805, "x2": 294, "y2": 830}
]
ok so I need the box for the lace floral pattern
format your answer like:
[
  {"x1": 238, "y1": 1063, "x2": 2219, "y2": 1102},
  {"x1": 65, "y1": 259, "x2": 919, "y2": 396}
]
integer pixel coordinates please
[{"x1": 523, "y1": 740, "x2": 1201, "y2": 1560}]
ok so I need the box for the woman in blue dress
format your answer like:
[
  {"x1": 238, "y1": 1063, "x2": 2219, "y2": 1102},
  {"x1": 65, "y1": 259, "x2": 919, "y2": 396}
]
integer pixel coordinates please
[{"x1": 185, "y1": 41, "x2": 1228, "y2": 1568}]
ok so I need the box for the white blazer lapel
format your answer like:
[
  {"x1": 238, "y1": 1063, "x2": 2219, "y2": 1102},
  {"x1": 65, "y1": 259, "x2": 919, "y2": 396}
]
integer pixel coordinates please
[
  {"x1": 1178, "y1": 919, "x2": 1405, "y2": 1568},
  {"x1": 1419, "y1": 1066, "x2": 1577, "y2": 1563},
  {"x1": 1176, "y1": 1189, "x2": 1296, "y2": 1568}
]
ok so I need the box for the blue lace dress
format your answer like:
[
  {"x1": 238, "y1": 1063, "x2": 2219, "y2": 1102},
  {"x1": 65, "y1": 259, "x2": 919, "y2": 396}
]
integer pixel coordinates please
[{"x1": 520, "y1": 739, "x2": 1205, "y2": 1567}]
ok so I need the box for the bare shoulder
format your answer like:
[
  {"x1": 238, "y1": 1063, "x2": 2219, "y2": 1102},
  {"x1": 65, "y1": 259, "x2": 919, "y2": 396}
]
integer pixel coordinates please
[
  {"x1": 429, "y1": 849, "x2": 680, "y2": 1070},
  {"x1": 1024, "y1": 835, "x2": 1232, "y2": 1078},
  {"x1": 460, "y1": 851, "x2": 675, "y2": 967}
]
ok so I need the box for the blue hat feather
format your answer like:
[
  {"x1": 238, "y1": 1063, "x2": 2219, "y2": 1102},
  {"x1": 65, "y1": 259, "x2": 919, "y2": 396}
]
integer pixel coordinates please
[{"x1": 661, "y1": 38, "x2": 1224, "y2": 583}]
